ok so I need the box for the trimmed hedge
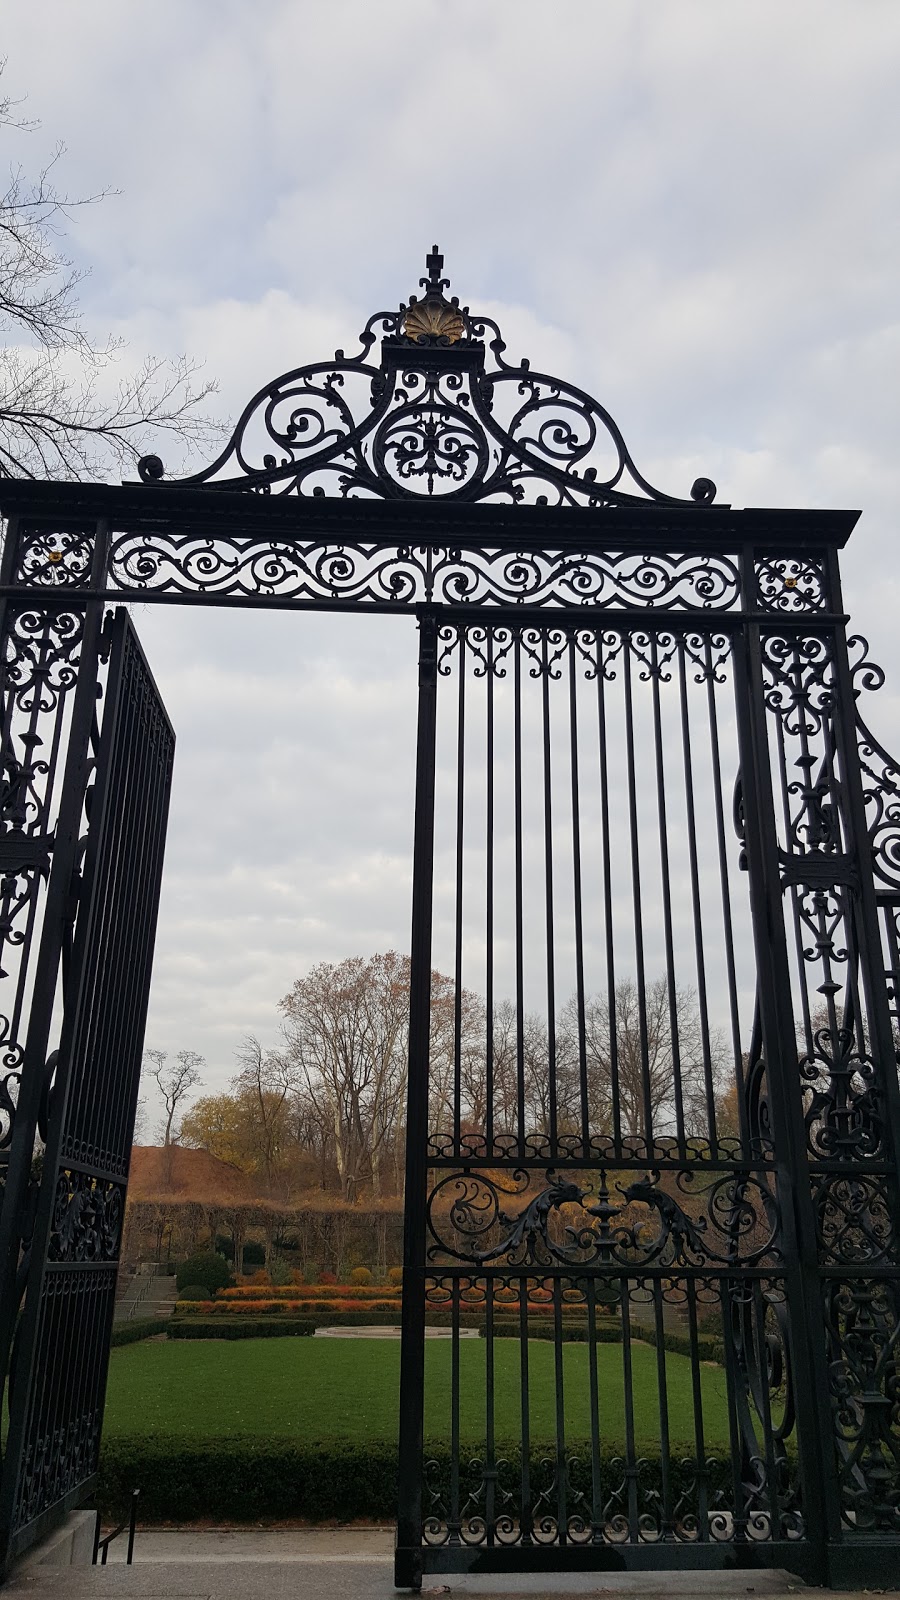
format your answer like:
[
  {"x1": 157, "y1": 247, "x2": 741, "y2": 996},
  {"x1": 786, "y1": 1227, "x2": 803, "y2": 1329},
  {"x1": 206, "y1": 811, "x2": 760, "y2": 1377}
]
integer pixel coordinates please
[
  {"x1": 163, "y1": 1312, "x2": 722, "y2": 1364},
  {"x1": 110, "y1": 1319, "x2": 165, "y2": 1347},
  {"x1": 97, "y1": 1436, "x2": 737, "y2": 1523},
  {"x1": 487, "y1": 1319, "x2": 624, "y2": 1344},
  {"x1": 168, "y1": 1318, "x2": 315, "y2": 1340},
  {"x1": 486, "y1": 1320, "x2": 724, "y2": 1364}
]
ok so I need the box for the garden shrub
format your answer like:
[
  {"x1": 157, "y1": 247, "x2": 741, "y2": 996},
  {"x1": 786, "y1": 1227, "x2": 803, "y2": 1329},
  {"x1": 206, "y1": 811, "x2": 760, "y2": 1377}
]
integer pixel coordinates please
[
  {"x1": 269, "y1": 1258, "x2": 292, "y2": 1287},
  {"x1": 350, "y1": 1266, "x2": 373, "y2": 1285},
  {"x1": 175, "y1": 1253, "x2": 232, "y2": 1297},
  {"x1": 319, "y1": 1269, "x2": 337, "y2": 1285},
  {"x1": 178, "y1": 1284, "x2": 212, "y2": 1302},
  {"x1": 388, "y1": 1266, "x2": 403, "y2": 1287}
]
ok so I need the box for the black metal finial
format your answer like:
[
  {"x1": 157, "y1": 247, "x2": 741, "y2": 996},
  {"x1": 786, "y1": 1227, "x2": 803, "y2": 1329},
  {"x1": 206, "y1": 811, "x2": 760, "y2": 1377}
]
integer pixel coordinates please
[{"x1": 420, "y1": 245, "x2": 450, "y2": 296}]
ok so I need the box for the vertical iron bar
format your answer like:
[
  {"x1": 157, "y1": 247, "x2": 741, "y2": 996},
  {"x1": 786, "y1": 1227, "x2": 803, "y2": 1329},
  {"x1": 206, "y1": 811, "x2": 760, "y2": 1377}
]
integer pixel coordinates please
[
  {"x1": 686, "y1": 1278, "x2": 709, "y2": 1541},
  {"x1": 650, "y1": 635, "x2": 686, "y2": 1154},
  {"x1": 553, "y1": 1275, "x2": 567, "y2": 1543},
  {"x1": 514, "y1": 636, "x2": 525, "y2": 1157},
  {"x1": 620, "y1": 1287, "x2": 639, "y2": 1540},
  {"x1": 518, "y1": 1281, "x2": 532, "y2": 1544},
  {"x1": 704, "y1": 638, "x2": 747, "y2": 1151},
  {"x1": 453, "y1": 635, "x2": 466, "y2": 1156},
  {"x1": 585, "y1": 1277, "x2": 603, "y2": 1539},
  {"x1": 676, "y1": 639, "x2": 719, "y2": 1153},
  {"x1": 450, "y1": 1277, "x2": 460, "y2": 1541},
  {"x1": 652, "y1": 1277, "x2": 673, "y2": 1540},
  {"x1": 485, "y1": 1278, "x2": 495, "y2": 1545},
  {"x1": 396, "y1": 608, "x2": 440, "y2": 1592},
  {"x1": 623, "y1": 640, "x2": 654, "y2": 1151},
  {"x1": 485, "y1": 629, "x2": 495, "y2": 1157},
  {"x1": 595, "y1": 632, "x2": 622, "y2": 1157},
  {"x1": 568, "y1": 637, "x2": 589, "y2": 1152},
  {"x1": 541, "y1": 634, "x2": 558, "y2": 1152}
]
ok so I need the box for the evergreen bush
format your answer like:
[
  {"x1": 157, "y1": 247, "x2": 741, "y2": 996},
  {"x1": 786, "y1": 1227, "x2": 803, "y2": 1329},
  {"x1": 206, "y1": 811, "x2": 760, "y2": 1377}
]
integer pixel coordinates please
[{"x1": 175, "y1": 1253, "x2": 232, "y2": 1296}]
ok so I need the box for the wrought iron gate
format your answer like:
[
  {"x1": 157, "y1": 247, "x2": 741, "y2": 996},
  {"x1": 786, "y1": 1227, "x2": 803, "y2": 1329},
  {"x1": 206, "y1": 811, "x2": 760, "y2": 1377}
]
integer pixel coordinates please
[
  {"x1": 397, "y1": 586, "x2": 900, "y2": 1588},
  {"x1": 0, "y1": 591, "x2": 173, "y2": 1568},
  {"x1": 0, "y1": 252, "x2": 897, "y2": 1585}
]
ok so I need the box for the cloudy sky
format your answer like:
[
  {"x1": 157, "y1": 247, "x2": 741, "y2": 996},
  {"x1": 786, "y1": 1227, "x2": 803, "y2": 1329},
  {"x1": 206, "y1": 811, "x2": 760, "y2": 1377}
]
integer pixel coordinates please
[{"x1": 4, "y1": 2, "x2": 899, "y2": 1128}]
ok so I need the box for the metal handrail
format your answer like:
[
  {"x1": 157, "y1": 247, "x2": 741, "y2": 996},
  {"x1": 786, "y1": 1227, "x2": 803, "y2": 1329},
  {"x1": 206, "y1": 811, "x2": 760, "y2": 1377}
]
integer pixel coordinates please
[{"x1": 93, "y1": 1489, "x2": 139, "y2": 1565}]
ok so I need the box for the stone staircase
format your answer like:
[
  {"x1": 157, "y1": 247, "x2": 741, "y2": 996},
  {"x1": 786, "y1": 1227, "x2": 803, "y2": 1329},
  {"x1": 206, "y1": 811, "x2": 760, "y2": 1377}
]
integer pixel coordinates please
[{"x1": 113, "y1": 1267, "x2": 177, "y2": 1323}]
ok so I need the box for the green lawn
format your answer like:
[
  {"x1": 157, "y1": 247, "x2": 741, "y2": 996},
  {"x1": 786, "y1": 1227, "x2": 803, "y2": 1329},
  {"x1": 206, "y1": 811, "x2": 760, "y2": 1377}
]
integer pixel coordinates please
[{"x1": 103, "y1": 1337, "x2": 731, "y2": 1450}]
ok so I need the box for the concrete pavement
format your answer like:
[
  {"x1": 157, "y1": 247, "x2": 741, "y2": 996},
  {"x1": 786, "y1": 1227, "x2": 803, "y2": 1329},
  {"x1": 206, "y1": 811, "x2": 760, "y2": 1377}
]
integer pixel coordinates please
[{"x1": 3, "y1": 1530, "x2": 846, "y2": 1600}]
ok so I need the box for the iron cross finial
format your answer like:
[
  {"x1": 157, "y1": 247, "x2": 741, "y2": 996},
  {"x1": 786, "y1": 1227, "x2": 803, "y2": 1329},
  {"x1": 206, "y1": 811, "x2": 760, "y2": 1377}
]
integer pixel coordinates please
[{"x1": 420, "y1": 245, "x2": 450, "y2": 296}]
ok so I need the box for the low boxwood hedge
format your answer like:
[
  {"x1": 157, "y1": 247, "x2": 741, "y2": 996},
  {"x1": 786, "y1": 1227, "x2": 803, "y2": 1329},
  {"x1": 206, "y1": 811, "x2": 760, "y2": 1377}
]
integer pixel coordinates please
[
  {"x1": 486, "y1": 1320, "x2": 724, "y2": 1363},
  {"x1": 97, "y1": 1436, "x2": 737, "y2": 1523},
  {"x1": 110, "y1": 1319, "x2": 165, "y2": 1347},
  {"x1": 168, "y1": 1318, "x2": 315, "y2": 1340},
  {"x1": 164, "y1": 1311, "x2": 722, "y2": 1360}
]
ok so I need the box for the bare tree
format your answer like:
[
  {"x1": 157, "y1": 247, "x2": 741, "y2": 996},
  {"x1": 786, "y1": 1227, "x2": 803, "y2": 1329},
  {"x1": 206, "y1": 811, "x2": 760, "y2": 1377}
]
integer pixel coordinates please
[
  {"x1": 0, "y1": 64, "x2": 221, "y2": 479},
  {"x1": 144, "y1": 1048, "x2": 204, "y2": 1146},
  {"x1": 279, "y1": 952, "x2": 411, "y2": 1203},
  {"x1": 561, "y1": 977, "x2": 725, "y2": 1142},
  {"x1": 231, "y1": 1034, "x2": 294, "y2": 1195}
]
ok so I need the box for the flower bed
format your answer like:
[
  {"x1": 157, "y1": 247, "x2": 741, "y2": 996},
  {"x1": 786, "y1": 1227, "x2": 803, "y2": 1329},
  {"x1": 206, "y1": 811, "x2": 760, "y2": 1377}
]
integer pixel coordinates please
[
  {"x1": 176, "y1": 1297, "x2": 402, "y2": 1315},
  {"x1": 218, "y1": 1284, "x2": 400, "y2": 1301}
]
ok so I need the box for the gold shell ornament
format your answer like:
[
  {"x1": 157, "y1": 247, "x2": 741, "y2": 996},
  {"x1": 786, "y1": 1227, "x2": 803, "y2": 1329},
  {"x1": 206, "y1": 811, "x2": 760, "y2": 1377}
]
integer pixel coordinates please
[{"x1": 403, "y1": 298, "x2": 465, "y2": 343}]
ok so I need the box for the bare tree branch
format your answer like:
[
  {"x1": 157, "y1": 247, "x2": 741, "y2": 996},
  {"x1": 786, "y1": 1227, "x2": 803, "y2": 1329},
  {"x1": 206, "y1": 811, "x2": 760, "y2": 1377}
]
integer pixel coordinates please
[{"x1": 0, "y1": 61, "x2": 224, "y2": 481}]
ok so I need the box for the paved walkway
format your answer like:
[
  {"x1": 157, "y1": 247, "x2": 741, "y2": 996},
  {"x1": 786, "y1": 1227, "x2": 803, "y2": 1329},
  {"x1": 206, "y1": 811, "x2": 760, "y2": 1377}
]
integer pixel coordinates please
[{"x1": 4, "y1": 1531, "x2": 838, "y2": 1600}]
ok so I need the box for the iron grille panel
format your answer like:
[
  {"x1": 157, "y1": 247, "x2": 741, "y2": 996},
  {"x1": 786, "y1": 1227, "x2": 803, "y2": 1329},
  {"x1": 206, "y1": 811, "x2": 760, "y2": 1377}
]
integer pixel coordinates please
[{"x1": 0, "y1": 610, "x2": 173, "y2": 1561}]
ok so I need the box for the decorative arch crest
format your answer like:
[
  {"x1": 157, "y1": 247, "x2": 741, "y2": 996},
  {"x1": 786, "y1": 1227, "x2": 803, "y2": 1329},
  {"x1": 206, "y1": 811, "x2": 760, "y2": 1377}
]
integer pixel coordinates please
[{"x1": 137, "y1": 247, "x2": 718, "y2": 509}]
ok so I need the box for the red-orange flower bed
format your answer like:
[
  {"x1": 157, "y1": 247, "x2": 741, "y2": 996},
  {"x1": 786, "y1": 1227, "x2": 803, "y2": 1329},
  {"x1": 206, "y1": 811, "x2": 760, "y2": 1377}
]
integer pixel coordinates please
[
  {"x1": 218, "y1": 1285, "x2": 399, "y2": 1301},
  {"x1": 176, "y1": 1298, "x2": 403, "y2": 1316}
]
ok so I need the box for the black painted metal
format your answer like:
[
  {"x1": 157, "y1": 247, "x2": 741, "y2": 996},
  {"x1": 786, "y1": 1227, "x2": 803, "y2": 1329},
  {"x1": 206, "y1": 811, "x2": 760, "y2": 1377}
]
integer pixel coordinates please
[
  {"x1": 0, "y1": 604, "x2": 173, "y2": 1568},
  {"x1": 0, "y1": 253, "x2": 897, "y2": 1587}
]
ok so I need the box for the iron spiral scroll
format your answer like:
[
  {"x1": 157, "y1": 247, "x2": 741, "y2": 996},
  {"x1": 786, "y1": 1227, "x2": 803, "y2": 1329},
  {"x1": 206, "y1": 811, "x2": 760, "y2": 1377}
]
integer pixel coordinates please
[{"x1": 136, "y1": 247, "x2": 718, "y2": 510}]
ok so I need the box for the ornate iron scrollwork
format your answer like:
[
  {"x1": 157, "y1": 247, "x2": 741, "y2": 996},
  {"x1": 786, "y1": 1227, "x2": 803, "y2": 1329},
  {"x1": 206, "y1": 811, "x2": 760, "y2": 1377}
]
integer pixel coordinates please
[
  {"x1": 136, "y1": 248, "x2": 718, "y2": 510},
  {"x1": 426, "y1": 1167, "x2": 780, "y2": 1270}
]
